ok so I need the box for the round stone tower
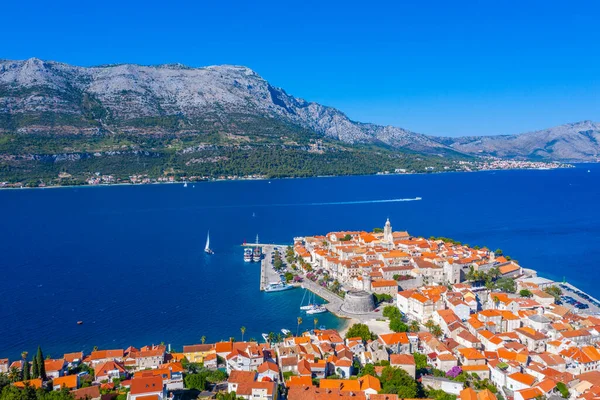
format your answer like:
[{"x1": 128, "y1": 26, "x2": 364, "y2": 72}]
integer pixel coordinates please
[{"x1": 341, "y1": 289, "x2": 376, "y2": 314}]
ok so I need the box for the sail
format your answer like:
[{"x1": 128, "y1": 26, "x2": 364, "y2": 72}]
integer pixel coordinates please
[{"x1": 205, "y1": 231, "x2": 210, "y2": 250}]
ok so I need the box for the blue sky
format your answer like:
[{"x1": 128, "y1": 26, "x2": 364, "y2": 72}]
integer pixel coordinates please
[{"x1": 2, "y1": 0, "x2": 599, "y2": 136}]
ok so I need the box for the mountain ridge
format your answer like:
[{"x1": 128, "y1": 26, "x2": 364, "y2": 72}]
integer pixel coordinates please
[{"x1": 0, "y1": 58, "x2": 600, "y2": 166}]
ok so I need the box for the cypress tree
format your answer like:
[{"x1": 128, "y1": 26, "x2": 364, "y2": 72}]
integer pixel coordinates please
[
  {"x1": 37, "y1": 346, "x2": 46, "y2": 381},
  {"x1": 31, "y1": 354, "x2": 39, "y2": 378},
  {"x1": 23, "y1": 360, "x2": 30, "y2": 381}
]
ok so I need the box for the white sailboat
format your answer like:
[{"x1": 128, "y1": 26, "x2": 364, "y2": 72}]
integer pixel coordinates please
[{"x1": 204, "y1": 231, "x2": 214, "y2": 254}]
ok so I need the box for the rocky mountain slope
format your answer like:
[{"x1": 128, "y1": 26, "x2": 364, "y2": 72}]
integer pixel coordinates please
[
  {"x1": 0, "y1": 58, "x2": 449, "y2": 153},
  {"x1": 0, "y1": 58, "x2": 598, "y2": 164},
  {"x1": 437, "y1": 121, "x2": 600, "y2": 161}
]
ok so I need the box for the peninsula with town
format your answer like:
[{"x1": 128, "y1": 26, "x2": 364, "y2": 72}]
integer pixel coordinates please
[{"x1": 3, "y1": 220, "x2": 600, "y2": 400}]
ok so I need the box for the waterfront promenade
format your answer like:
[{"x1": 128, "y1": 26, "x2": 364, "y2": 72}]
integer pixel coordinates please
[{"x1": 256, "y1": 244, "x2": 384, "y2": 327}]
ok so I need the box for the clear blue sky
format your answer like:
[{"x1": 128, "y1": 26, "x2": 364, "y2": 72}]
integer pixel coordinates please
[{"x1": 2, "y1": 0, "x2": 599, "y2": 136}]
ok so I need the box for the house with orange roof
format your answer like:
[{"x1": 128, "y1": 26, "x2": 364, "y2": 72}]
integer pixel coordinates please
[
  {"x1": 52, "y1": 374, "x2": 78, "y2": 390},
  {"x1": 456, "y1": 330, "x2": 482, "y2": 350},
  {"x1": 227, "y1": 370, "x2": 277, "y2": 400},
  {"x1": 288, "y1": 385, "x2": 366, "y2": 400},
  {"x1": 560, "y1": 346, "x2": 600, "y2": 374},
  {"x1": 182, "y1": 343, "x2": 215, "y2": 363},
  {"x1": 94, "y1": 360, "x2": 126, "y2": 383},
  {"x1": 13, "y1": 379, "x2": 43, "y2": 389},
  {"x1": 434, "y1": 352, "x2": 458, "y2": 372},
  {"x1": 506, "y1": 372, "x2": 537, "y2": 392},
  {"x1": 457, "y1": 348, "x2": 486, "y2": 366},
  {"x1": 226, "y1": 348, "x2": 253, "y2": 373},
  {"x1": 370, "y1": 280, "x2": 398, "y2": 296},
  {"x1": 462, "y1": 364, "x2": 490, "y2": 380},
  {"x1": 286, "y1": 375, "x2": 313, "y2": 388},
  {"x1": 378, "y1": 332, "x2": 410, "y2": 353},
  {"x1": 513, "y1": 387, "x2": 543, "y2": 400},
  {"x1": 88, "y1": 349, "x2": 124, "y2": 366},
  {"x1": 460, "y1": 387, "x2": 497, "y2": 400},
  {"x1": 257, "y1": 361, "x2": 279, "y2": 382},
  {"x1": 434, "y1": 309, "x2": 463, "y2": 335},
  {"x1": 128, "y1": 375, "x2": 165, "y2": 400},
  {"x1": 389, "y1": 354, "x2": 416, "y2": 378},
  {"x1": 497, "y1": 262, "x2": 522, "y2": 278},
  {"x1": 71, "y1": 386, "x2": 101, "y2": 400},
  {"x1": 515, "y1": 327, "x2": 547, "y2": 353},
  {"x1": 44, "y1": 358, "x2": 66, "y2": 379},
  {"x1": 63, "y1": 352, "x2": 83, "y2": 367},
  {"x1": 530, "y1": 352, "x2": 566, "y2": 372},
  {"x1": 318, "y1": 374, "x2": 381, "y2": 397},
  {"x1": 559, "y1": 328, "x2": 593, "y2": 345}
]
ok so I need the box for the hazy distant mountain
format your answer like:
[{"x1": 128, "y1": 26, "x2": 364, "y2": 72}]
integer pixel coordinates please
[
  {"x1": 0, "y1": 58, "x2": 448, "y2": 153},
  {"x1": 436, "y1": 121, "x2": 600, "y2": 161}
]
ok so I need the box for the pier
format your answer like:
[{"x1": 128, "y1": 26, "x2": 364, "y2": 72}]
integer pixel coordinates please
[{"x1": 253, "y1": 244, "x2": 288, "y2": 291}]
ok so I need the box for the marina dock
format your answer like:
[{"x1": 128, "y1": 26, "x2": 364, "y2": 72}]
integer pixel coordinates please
[{"x1": 247, "y1": 244, "x2": 288, "y2": 291}]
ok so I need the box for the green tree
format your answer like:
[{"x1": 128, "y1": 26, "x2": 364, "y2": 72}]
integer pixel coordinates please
[
  {"x1": 21, "y1": 352, "x2": 29, "y2": 382},
  {"x1": 389, "y1": 318, "x2": 408, "y2": 333},
  {"x1": 344, "y1": 323, "x2": 375, "y2": 341},
  {"x1": 545, "y1": 285, "x2": 562, "y2": 302},
  {"x1": 431, "y1": 325, "x2": 443, "y2": 338},
  {"x1": 201, "y1": 336, "x2": 206, "y2": 344},
  {"x1": 409, "y1": 320, "x2": 420, "y2": 332},
  {"x1": 373, "y1": 228, "x2": 383, "y2": 233},
  {"x1": 31, "y1": 354, "x2": 39, "y2": 379},
  {"x1": 358, "y1": 363, "x2": 376, "y2": 377},
  {"x1": 495, "y1": 277, "x2": 516, "y2": 293},
  {"x1": 313, "y1": 318, "x2": 319, "y2": 330},
  {"x1": 37, "y1": 346, "x2": 46, "y2": 381},
  {"x1": 240, "y1": 326, "x2": 246, "y2": 342},
  {"x1": 382, "y1": 306, "x2": 401, "y2": 320},
  {"x1": 519, "y1": 289, "x2": 533, "y2": 298},
  {"x1": 556, "y1": 382, "x2": 569, "y2": 398},
  {"x1": 413, "y1": 352, "x2": 428, "y2": 372},
  {"x1": 494, "y1": 249, "x2": 503, "y2": 256},
  {"x1": 379, "y1": 366, "x2": 418, "y2": 397},
  {"x1": 184, "y1": 373, "x2": 206, "y2": 390}
]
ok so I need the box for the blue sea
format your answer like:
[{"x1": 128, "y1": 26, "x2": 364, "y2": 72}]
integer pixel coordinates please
[{"x1": 1, "y1": 164, "x2": 600, "y2": 359}]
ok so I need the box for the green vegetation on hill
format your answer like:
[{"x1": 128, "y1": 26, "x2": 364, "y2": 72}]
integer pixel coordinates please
[{"x1": 0, "y1": 130, "x2": 461, "y2": 187}]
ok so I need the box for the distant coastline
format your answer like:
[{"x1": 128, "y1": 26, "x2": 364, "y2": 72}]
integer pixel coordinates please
[{"x1": 0, "y1": 161, "x2": 575, "y2": 191}]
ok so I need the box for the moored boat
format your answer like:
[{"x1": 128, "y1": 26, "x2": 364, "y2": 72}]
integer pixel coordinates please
[
  {"x1": 261, "y1": 333, "x2": 269, "y2": 342},
  {"x1": 264, "y1": 282, "x2": 293, "y2": 292},
  {"x1": 281, "y1": 329, "x2": 291, "y2": 336},
  {"x1": 244, "y1": 248, "x2": 253, "y2": 262},
  {"x1": 306, "y1": 305, "x2": 327, "y2": 314}
]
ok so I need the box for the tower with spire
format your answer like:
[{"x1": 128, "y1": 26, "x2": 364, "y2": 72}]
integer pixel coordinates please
[{"x1": 383, "y1": 218, "x2": 393, "y2": 244}]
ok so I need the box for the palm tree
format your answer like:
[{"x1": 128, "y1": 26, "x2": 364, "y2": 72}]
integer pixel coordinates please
[
  {"x1": 240, "y1": 326, "x2": 246, "y2": 342},
  {"x1": 431, "y1": 325, "x2": 443, "y2": 338},
  {"x1": 314, "y1": 318, "x2": 319, "y2": 331},
  {"x1": 297, "y1": 317, "x2": 303, "y2": 337},
  {"x1": 275, "y1": 333, "x2": 283, "y2": 343},
  {"x1": 424, "y1": 320, "x2": 435, "y2": 331},
  {"x1": 201, "y1": 336, "x2": 206, "y2": 344},
  {"x1": 409, "y1": 320, "x2": 420, "y2": 332},
  {"x1": 267, "y1": 332, "x2": 275, "y2": 344}
]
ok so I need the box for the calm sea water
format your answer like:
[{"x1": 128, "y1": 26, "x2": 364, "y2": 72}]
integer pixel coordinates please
[{"x1": 1, "y1": 164, "x2": 600, "y2": 359}]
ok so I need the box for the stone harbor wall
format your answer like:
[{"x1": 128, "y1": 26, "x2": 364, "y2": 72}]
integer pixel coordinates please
[{"x1": 341, "y1": 290, "x2": 375, "y2": 314}]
